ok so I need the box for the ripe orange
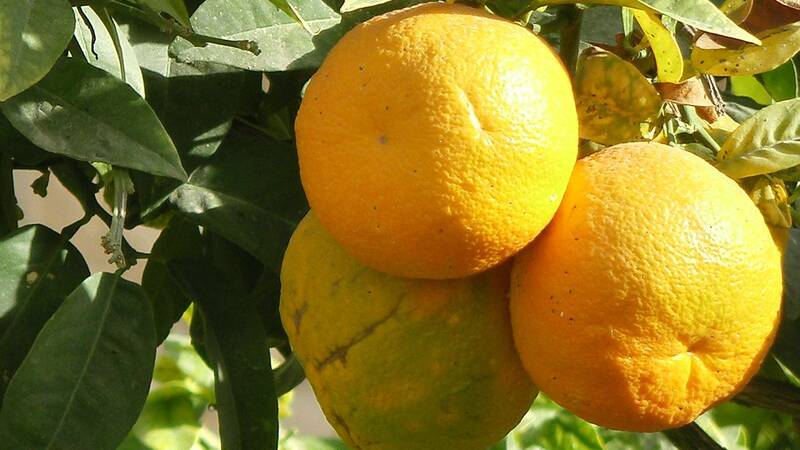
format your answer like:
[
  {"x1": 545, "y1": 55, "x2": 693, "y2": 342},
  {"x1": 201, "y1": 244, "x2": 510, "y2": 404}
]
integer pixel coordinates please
[
  {"x1": 295, "y1": 2, "x2": 578, "y2": 279},
  {"x1": 510, "y1": 142, "x2": 783, "y2": 432},
  {"x1": 280, "y1": 212, "x2": 536, "y2": 449}
]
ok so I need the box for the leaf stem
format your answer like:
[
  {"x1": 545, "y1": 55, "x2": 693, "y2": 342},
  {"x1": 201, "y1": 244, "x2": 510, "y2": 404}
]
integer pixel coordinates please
[
  {"x1": 104, "y1": 0, "x2": 261, "y2": 55},
  {"x1": 662, "y1": 422, "x2": 725, "y2": 450},
  {"x1": 558, "y1": 5, "x2": 584, "y2": 76},
  {"x1": 734, "y1": 377, "x2": 800, "y2": 417}
]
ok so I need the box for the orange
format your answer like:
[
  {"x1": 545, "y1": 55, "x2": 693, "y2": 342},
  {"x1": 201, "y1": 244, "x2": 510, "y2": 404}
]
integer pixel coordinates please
[
  {"x1": 295, "y1": 2, "x2": 578, "y2": 279},
  {"x1": 280, "y1": 212, "x2": 536, "y2": 450},
  {"x1": 510, "y1": 142, "x2": 783, "y2": 432}
]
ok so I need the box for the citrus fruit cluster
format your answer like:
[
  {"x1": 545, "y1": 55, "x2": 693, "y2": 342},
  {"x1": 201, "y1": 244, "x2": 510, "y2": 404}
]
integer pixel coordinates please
[{"x1": 280, "y1": 2, "x2": 783, "y2": 449}]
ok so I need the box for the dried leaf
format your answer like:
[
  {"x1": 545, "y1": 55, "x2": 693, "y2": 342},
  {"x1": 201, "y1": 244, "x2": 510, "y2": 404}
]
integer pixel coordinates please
[
  {"x1": 656, "y1": 77, "x2": 714, "y2": 106},
  {"x1": 742, "y1": 0, "x2": 800, "y2": 33}
]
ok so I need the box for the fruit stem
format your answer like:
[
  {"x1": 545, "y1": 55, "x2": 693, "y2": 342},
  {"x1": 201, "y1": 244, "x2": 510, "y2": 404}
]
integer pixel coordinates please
[
  {"x1": 662, "y1": 423, "x2": 725, "y2": 450},
  {"x1": 734, "y1": 377, "x2": 800, "y2": 417},
  {"x1": 558, "y1": 5, "x2": 584, "y2": 76}
]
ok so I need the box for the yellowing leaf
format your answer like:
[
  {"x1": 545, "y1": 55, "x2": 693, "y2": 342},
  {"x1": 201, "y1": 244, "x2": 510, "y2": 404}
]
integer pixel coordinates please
[
  {"x1": 705, "y1": 114, "x2": 740, "y2": 147},
  {"x1": 630, "y1": 9, "x2": 683, "y2": 82},
  {"x1": 692, "y1": 23, "x2": 800, "y2": 76},
  {"x1": 575, "y1": 48, "x2": 663, "y2": 145},
  {"x1": 716, "y1": 99, "x2": 800, "y2": 179}
]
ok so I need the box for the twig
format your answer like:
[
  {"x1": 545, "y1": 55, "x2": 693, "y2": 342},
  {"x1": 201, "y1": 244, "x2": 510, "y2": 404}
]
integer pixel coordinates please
[
  {"x1": 558, "y1": 5, "x2": 584, "y2": 76},
  {"x1": 734, "y1": 377, "x2": 800, "y2": 417},
  {"x1": 105, "y1": 0, "x2": 260, "y2": 55},
  {"x1": 662, "y1": 422, "x2": 725, "y2": 450}
]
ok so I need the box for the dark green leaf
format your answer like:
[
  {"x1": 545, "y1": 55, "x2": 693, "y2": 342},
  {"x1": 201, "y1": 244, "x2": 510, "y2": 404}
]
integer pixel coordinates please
[
  {"x1": 273, "y1": 354, "x2": 305, "y2": 397},
  {"x1": 0, "y1": 0, "x2": 75, "y2": 100},
  {"x1": 761, "y1": 60, "x2": 799, "y2": 102},
  {"x1": 251, "y1": 268, "x2": 287, "y2": 344},
  {"x1": 0, "y1": 114, "x2": 51, "y2": 167},
  {"x1": 135, "y1": 0, "x2": 191, "y2": 27},
  {"x1": 170, "y1": 260, "x2": 278, "y2": 450},
  {"x1": 170, "y1": 129, "x2": 307, "y2": 273},
  {"x1": 172, "y1": 0, "x2": 342, "y2": 71},
  {"x1": 202, "y1": 230, "x2": 263, "y2": 293},
  {"x1": 0, "y1": 225, "x2": 89, "y2": 398},
  {"x1": 716, "y1": 98, "x2": 800, "y2": 179},
  {"x1": 0, "y1": 272, "x2": 156, "y2": 450},
  {"x1": 723, "y1": 92, "x2": 763, "y2": 123},
  {"x1": 772, "y1": 228, "x2": 800, "y2": 380},
  {"x1": 121, "y1": 21, "x2": 250, "y2": 218},
  {"x1": 142, "y1": 216, "x2": 202, "y2": 344},
  {"x1": 1, "y1": 57, "x2": 187, "y2": 180},
  {"x1": 73, "y1": 6, "x2": 145, "y2": 96},
  {"x1": 0, "y1": 154, "x2": 16, "y2": 236},
  {"x1": 189, "y1": 305, "x2": 212, "y2": 368}
]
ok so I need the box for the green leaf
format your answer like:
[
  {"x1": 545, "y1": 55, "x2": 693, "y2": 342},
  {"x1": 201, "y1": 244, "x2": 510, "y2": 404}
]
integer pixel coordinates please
[
  {"x1": 723, "y1": 91, "x2": 763, "y2": 123},
  {"x1": 118, "y1": 383, "x2": 208, "y2": 450},
  {"x1": 575, "y1": 48, "x2": 663, "y2": 145},
  {"x1": 692, "y1": 24, "x2": 800, "y2": 76},
  {"x1": 142, "y1": 216, "x2": 202, "y2": 344},
  {"x1": 170, "y1": 260, "x2": 279, "y2": 450},
  {"x1": 170, "y1": 130, "x2": 307, "y2": 273},
  {"x1": 0, "y1": 272, "x2": 156, "y2": 450},
  {"x1": 121, "y1": 21, "x2": 249, "y2": 219},
  {"x1": 251, "y1": 268, "x2": 288, "y2": 344},
  {"x1": 0, "y1": 0, "x2": 75, "y2": 101},
  {"x1": 0, "y1": 114, "x2": 51, "y2": 167},
  {"x1": 731, "y1": 75, "x2": 774, "y2": 106},
  {"x1": 761, "y1": 60, "x2": 799, "y2": 102},
  {"x1": 73, "y1": 6, "x2": 145, "y2": 96},
  {"x1": 0, "y1": 225, "x2": 89, "y2": 398},
  {"x1": 172, "y1": 0, "x2": 342, "y2": 71},
  {"x1": 1, "y1": 57, "x2": 187, "y2": 180},
  {"x1": 716, "y1": 98, "x2": 800, "y2": 179},
  {"x1": 341, "y1": 0, "x2": 392, "y2": 12},
  {"x1": 501, "y1": 395, "x2": 675, "y2": 449},
  {"x1": 274, "y1": 354, "x2": 305, "y2": 397},
  {"x1": 702, "y1": 401, "x2": 800, "y2": 449},
  {"x1": 630, "y1": 9, "x2": 683, "y2": 83},
  {"x1": 0, "y1": 153, "x2": 16, "y2": 236},
  {"x1": 153, "y1": 335, "x2": 214, "y2": 395},
  {"x1": 135, "y1": 0, "x2": 191, "y2": 27},
  {"x1": 544, "y1": 0, "x2": 759, "y2": 44}
]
